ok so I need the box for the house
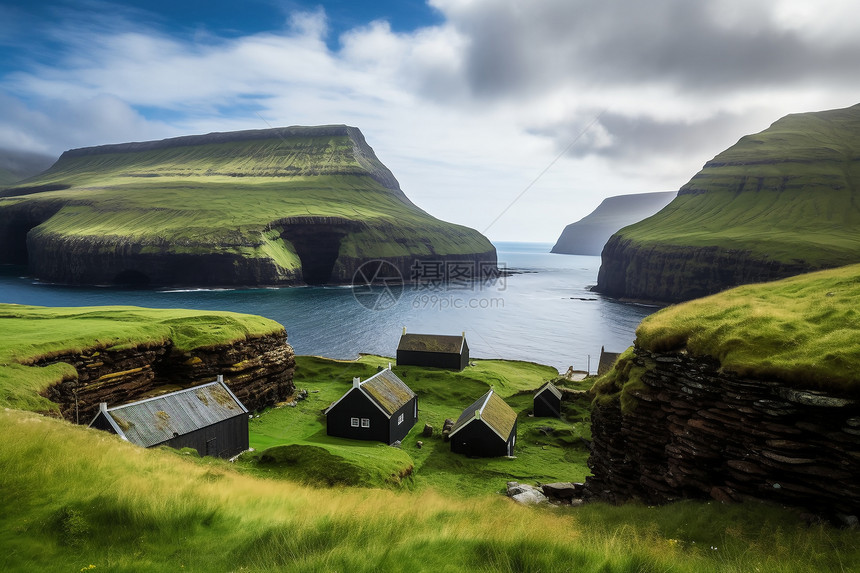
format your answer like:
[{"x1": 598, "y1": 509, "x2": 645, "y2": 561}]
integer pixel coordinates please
[
  {"x1": 533, "y1": 381, "x2": 562, "y2": 418},
  {"x1": 325, "y1": 367, "x2": 418, "y2": 444},
  {"x1": 397, "y1": 329, "x2": 469, "y2": 371},
  {"x1": 449, "y1": 389, "x2": 517, "y2": 457},
  {"x1": 597, "y1": 346, "x2": 622, "y2": 376},
  {"x1": 88, "y1": 376, "x2": 249, "y2": 459}
]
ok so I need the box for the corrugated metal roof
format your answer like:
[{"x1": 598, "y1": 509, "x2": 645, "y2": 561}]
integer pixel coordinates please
[
  {"x1": 397, "y1": 333, "x2": 464, "y2": 354},
  {"x1": 361, "y1": 369, "x2": 416, "y2": 416},
  {"x1": 598, "y1": 346, "x2": 622, "y2": 376},
  {"x1": 449, "y1": 389, "x2": 516, "y2": 441},
  {"x1": 535, "y1": 381, "x2": 562, "y2": 400},
  {"x1": 105, "y1": 380, "x2": 247, "y2": 448}
]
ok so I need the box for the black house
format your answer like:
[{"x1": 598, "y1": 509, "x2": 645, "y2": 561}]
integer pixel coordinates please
[
  {"x1": 88, "y1": 376, "x2": 249, "y2": 459},
  {"x1": 397, "y1": 330, "x2": 469, "y2": 371},
  {"x1": 533, "y1": 381, "x2": 562, "y2": 418},
  {"x1": 598, "y1": 346, "x2": 622, "y2": 376},
  {"x1": 449, "y1": 389, "x2": 517, "y2": 457},
  {"x1": 325, "y1": 367, "x2": 418, "y2": 444}
]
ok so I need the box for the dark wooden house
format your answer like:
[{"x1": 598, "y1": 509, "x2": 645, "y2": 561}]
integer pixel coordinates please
[
  {"x1": 533, "y1": 381, "x2": 562, "y2": 418},
  {"x1": 597, "y1": 346, "x2": 622, "y2": 376},
  {"x1": 325, "y1": 367, "x2": 418, "y2": 444},
  {"x1": 449, "y1": 389, "x2": 517, "y2": 457},
  {"x1": 88, "y1": 376, "x2": 249, "y2": 459},
  {"x1": 397, "y1": 330, "x2": 469, "y2": 371}
]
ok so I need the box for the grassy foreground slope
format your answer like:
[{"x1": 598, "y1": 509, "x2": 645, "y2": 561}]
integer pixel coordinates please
[
  {"x1": 596, "y1": 103, "x2": 860, "y2": 302},
  {"x1": 0, "y1": 126, "x2": 495, "y2": 286},
  {"x1": 4, "y1": 408, "x2": 858, "y2": 571},
  {"x1": 0, "y1": 303, "x2": 284, "y2": 414}
]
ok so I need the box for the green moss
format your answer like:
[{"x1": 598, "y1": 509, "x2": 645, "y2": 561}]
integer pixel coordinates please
[{"x1": 636, "y1": 263, "x2": 860, "y2": 393}]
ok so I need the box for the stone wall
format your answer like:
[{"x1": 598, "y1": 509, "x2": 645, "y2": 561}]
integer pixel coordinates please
[
  {"x1": 586, "y1": 348, "x2": 860, "y2": 521},
  {"x1": 39, "y1": 331, "x2": 295, "y2": 423}
]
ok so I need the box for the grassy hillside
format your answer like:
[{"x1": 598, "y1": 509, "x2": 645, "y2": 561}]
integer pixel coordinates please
[
  {"x1": 633, "y1": 263, "x2": 860, "y2": 393},
  {"x1": 3, "y1": 405, "x2": 858, "y2": 571},
  {"x1": 596, "y1": 104, "x2": 860, "y2": 301},
  {"x1": 0, "y1": 303, "x2": 284, "y2": 413},
  {"x1": 0, "y1": 126, "x2": 494, "y2": 286}
]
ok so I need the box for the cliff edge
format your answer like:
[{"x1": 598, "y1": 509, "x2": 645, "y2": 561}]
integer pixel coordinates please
[
  {"x1": 595, "y1": 104, "x2": 860, "y2": 302},
  {"x1": 586, "y1": 265, "x2": 860, "y2": 521}
]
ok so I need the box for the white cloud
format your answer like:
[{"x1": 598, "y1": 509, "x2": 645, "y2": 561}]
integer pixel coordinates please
[{"x1": 2, "y1": 1, "x2": 860, "y2": 241}]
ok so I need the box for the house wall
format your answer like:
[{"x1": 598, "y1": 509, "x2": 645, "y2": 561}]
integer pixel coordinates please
[
  {"x1": 89, "y1": 412, "x2": 117, "y2": 433},
  {"x1": 397, "y1": 350, "x2": 465, "y2": 371},
  {"x1": 157, "y1": 414, "x2": 249, "y2": 459},
  {"x1": 450, "y1": 420, "x2": 516, "y2": 457},
  {"x1": 326, "y1": 388, "x2": 389, "y2": 443},
  {"x1": 534, "y1": 393, "x2": 561, "y2": 417},
  {"x1": 387, "y1": 397, "x2": 418, "y2": 443}
]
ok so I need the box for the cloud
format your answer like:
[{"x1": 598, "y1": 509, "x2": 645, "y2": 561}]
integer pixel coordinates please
[{"x1": 2, "y1": 0, "x2": 860, "y2": 240}]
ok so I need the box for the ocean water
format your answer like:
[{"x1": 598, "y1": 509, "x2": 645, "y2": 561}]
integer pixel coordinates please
[{"x1": 0, "y1": 242, "x2": 658, "y2": 373}]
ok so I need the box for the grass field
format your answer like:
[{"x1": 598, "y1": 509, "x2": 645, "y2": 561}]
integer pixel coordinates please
[
  {"x1": 3, "y1": 406, "x2": 858, "y2": 572},
  {"x1": 1, "y1": 304, "x2": 858, "y2": 571},
  {"x1": 242, "y1": 355, "x2": 593, "y2": 496}
]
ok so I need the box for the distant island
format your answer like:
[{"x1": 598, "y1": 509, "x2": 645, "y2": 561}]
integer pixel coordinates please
[
  {"x1": 595, "y1": 103, "x2": 860, "y2": 302},
  {"x1": 551, "y1": 191, "x2": 676, "y2": 256},
  {"x1": 0, "y1": 126, "x2": 496, "y2": 287}
]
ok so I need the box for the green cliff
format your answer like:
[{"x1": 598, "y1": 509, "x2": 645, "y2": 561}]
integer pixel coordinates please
[
  {"x1": 0, "y1": 126, "x2": 495, "y2": 286},
  {"x1": 595, "y1": 104, "x2": 860, "y2": 302}
]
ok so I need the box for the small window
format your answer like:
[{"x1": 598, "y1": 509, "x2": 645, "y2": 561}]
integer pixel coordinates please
[
  {"x1": 397, "y1": 413, "x2": 404, "y2": 425},
  {"x1": 350, "y1": 417, "x2": 359, "y2": 427},
  {"x1": 361, "y1": 418, "x2": 370, "y2": 428}
]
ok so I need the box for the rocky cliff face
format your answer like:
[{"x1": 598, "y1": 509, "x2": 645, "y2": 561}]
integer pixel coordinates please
[
  {"x1": 586, "y1": 348, "x2": 860, "y2": 521},
  {"x1": 596, "y1": 237, "x2": 812, "y2": 302},
  {"x1": 38, "y1": 331, "x2": 295, "y2": 423}
]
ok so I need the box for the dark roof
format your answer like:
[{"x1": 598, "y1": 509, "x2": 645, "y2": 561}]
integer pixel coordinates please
[
  {"x1": 325, "y1": 368, "x2": 416, "y2": 418},
  {"x1": 535, "y1": 381, "x2": 562, "y2": 400},
  {"x1": 449, "y1": 389, "x2": 517, "y2": 441},
  {"x1": 397, "y1": 333, "x2": 465, "y2": 354},
  {"x1": 90, "y1": 380, "x2": 247, "y2": 448},
  {"x1": 598, "y1": 346, "x2": 622, "y2": 376}
]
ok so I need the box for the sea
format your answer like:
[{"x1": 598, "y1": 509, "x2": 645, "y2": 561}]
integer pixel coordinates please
[{"x1": 0, "y1": 242, "x2": 659, "y2": 374}]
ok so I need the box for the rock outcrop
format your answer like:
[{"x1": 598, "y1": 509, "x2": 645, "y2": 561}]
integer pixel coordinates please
[
  {"x1": 586, "y1": 349, "x2": 860, "y2": 521},
  {"x1": 595, "y1": 104, "x2": 860, "y2": 303},
  {"x1": 551, "y1": 191, "x2": 676, "y2": 256},
  {"x1": 39, "y1": 330, "x2": 295, "y2": 423}
]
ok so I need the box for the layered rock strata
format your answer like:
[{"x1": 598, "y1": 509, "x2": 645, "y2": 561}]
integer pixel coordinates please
[
  {"x1": 586, "y1": 349, "x2": 860, "y2": 520},
  {"x1": 39, "y1": 331, "x2": 295, "y2": 423}
]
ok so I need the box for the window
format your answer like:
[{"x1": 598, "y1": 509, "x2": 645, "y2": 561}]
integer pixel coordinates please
[
  {"x1": 350, "y1": 417, "x2": 359, "y2": 427},
  {"x1": 361, "y1": 418, "x2": 370, "y2": 428},
  {"x1": 397, "y1": 413, "x2": 404, "y2": 425}
]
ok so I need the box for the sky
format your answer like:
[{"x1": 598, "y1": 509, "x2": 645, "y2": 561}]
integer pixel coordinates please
[{"x1": 1, "y1": 0, "x2": 859, "y2": 242}]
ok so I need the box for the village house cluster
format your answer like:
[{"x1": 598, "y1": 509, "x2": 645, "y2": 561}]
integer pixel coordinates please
[{"x1": 89, "y1": 331, "x2": 567, "y2": 459}]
